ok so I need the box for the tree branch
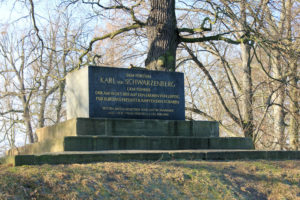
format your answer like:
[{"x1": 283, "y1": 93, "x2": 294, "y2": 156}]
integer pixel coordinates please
[
  {"x1": 28, "y1": 0, "x2": 44, "y2": 49},
  {"x1": 178, "y1": 27, "x2": 211, "y2": 34},
  {"x1": 184, "y1": 44, "x2": 241, "y2": 125},
  {"x1": 83, "y1": 0, "x2": 146, "y2": 25},
  {"x1": 78, "y1": 23, "x2": 144, "y2": 66},
  {"x1": 180, "y1": 32, "x2": 240, "y2": 44},
  {"x1": 0, "y1": 109, "x2": 23, "y2": 116}
]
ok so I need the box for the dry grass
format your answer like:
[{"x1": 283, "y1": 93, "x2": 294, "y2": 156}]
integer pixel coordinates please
[{"x1": 0, "y1": 160, "x2": 299, "y2": 200}]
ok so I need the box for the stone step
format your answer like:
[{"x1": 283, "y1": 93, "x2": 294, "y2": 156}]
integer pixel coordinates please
[
  {"x1": 36, "y1": 118, "x2": 219, "y2": 142},
  {"x1": 6, "y1": 136, "x2": 254, "y2": 156},
  {"x1": 64, "y1": 136, "x2": 254, "y2": 151},
  {"x1": 6, "y1": 150, "x2": 300, "y2": 166},
  {"x1": 6, "y1": 137, "x2": 65, "y2": 156}
]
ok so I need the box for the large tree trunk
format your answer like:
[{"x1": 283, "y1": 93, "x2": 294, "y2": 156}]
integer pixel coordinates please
[
  {"x1": 145, "y1": 0, "x2": 178, "y2": 71},
  {"x1": 272, "y1": 53, "x2": 286, "y2": 150},
  {"x1": 38, "y1": 76, "x2": 48, "y2": 128},
  {"x1": 240, "y1": 0, "x2": 254, "y2": 139},
  {"x1": 19, "y1": 38, "x2": 35, "y2": 144},
  {"x1": 23, "y1": 104, "x2": 34, "y2": 143},
  {"x1": 286, "y1": 0, "x2": 298, "y2": 150},
  {"x1": 20, "y1": 86, "x2": 34, "y2": 143},
  {"x1": 56, "y1": 80, "x2": 65, "y2": 123},
  {"x1": 271, "y1": 0, "x2": 290, "y2": 150},
  {"x1": 240, "y1": 42, "x2": 254, "y2": 138},
  {"x1": 289, "y1": 62, "x2": 299, "y2": 150}
]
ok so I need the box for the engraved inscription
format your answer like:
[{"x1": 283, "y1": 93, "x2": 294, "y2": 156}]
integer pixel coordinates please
[{"x1": 89, "y1": 66, "x2": 185, "y2": 120}]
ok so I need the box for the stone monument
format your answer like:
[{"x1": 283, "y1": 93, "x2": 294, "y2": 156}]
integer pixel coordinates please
[
  {"x1": 6, "y1": 66, "x2": 265, "y2": 166},
  {"x1": 66, "y1": 66, "x2": 185, "y2": 120}
]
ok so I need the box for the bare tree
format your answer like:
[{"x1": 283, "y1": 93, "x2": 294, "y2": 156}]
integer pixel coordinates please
[
  {"x1": 59, "y1": 0, "x2": 243, "y2": 71},
  {"x1": 179, "y1": 0, "x2": 299, "y2": 149},
  {"x1": 0, "y1": 0, "x2": 298, "y2": 152},
  {"x1": 0, "y1": 33, "x2": 37, "y2": 143},
  {"x1": 0, "y1": 3, "x2": 86, "y2": 149}
]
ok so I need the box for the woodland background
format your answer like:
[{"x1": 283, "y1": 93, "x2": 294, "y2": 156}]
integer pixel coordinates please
[{"x1": 0, "y1": 0, "x2": 299, "y2": 155}]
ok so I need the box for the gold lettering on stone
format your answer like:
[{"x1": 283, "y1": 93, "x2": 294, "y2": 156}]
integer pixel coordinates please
[{"x1": 99, "y1": 77, "x2": 116, "y2": 84}]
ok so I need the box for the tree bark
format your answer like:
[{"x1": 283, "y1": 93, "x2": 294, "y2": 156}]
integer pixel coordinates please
[
  {"x1": 286, "y1": 0, "x2": 298, "y2": 150},
  {"x1": 272, "y1": 52, "x2": 286, "y2": 150},
  {"x1": 240, "y1": 42, "x2": 254, "y2": 138},
  {"x1": 289, "y1": 62, "x2": 299, "y2": 150},
  {"x1": 20, "y1": 38, "x2": 35, "y2": 144},
  {"x1": 38, "y1": 76, "x2": 48, "y2": 128},
  {"x1": 240, "y1": 0, "x2": 254, "y2": 139},
  {"x1": 23, "y1": 99, "x2": 34, "y2": 143},
  {"x1": 271, "y1": 0, "x2": 290, "y2": 150},
  {"x1": 56, "y1": 80, "x2": 65, "y2": 123},
  {"x1": 145, "y1": 0, "x2": 178, "y2": 71}
]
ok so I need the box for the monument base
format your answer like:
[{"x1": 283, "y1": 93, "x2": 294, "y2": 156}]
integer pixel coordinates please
[
  {"x1": 6, "y1": 118, "x2": 298, "y2": 166},
  {"x1": 6, "y1": 118, "x2": 254, "y2": 156},
  {"x1": 5, "y1": 150, "x2": 300, "y2": 166}
]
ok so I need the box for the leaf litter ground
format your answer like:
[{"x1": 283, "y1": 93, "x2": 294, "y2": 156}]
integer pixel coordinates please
[{"x1": 0, "y1": 160, "x2": 299, "y2": 200}]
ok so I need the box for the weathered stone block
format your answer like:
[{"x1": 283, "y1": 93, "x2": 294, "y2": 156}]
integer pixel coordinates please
[
  {"x1": 63, "y1": 136, "x2": 253, "y2": 151},
  {"x1": 36, "y1": 118, "x2": 219, "y2": 142},
  {"x1": 208, "y1": 137, "x2": 254, "y2": 149},
  {"x1": 66, "y1": 66, "x2": 185, "y2": 120}
]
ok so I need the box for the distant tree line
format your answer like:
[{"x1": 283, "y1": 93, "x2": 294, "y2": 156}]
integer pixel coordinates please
[{"x1": 0, "y1": 0, "x2": 298, "y2": 152}]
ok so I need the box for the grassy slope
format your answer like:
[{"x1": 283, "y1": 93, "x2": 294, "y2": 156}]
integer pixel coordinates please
[{"x1": 0, "y1": 160, "x2": 299, "y2": 200}]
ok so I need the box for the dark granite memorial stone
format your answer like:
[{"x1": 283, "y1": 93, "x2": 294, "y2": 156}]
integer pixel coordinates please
[{"x1": 67, "y1": 66, "x2": 185, "y2": 120}]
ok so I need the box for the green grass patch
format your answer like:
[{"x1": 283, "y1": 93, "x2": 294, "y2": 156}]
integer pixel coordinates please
[{"x1": 0, "y1": 160, "x2": 299, "y2": 199}]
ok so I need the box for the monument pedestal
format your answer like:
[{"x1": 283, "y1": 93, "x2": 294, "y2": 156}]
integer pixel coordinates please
[
  {"x1": 5, "y1": 118, "x2": 300, "y2": 166},
  {"x1": 4, "y1": 66, "x2": 299, "y2": 165},
  {"x1": 6, "y1": 118, "x2": 254, "y2": 156}
]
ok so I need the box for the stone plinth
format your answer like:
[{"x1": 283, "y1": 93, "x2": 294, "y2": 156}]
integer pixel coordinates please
[
  {"x1": 36, "y1": 118, "x2": 219, "y2": 142},
  {"x1": 7, "y1": 118, "x2": 223, "y2": 156},
  {"x1": 66, "y1": 66, "x2": 185, "y2": 120}
]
